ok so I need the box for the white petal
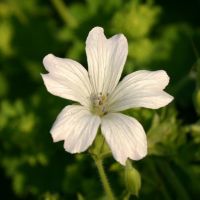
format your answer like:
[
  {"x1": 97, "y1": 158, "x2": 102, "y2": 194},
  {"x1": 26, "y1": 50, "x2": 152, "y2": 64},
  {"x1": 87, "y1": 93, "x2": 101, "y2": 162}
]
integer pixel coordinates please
[
  {"x1": 86, "y1": 27, "x2": 128, "y2": 95},
  {"x1": 42, "y1": 54, "x2": 92, "y2": 107},
  {"x1": 101, "y1": 113, "x2": 147, "y2": 165},
  {"x1": 51, "y1": 105, "x2": 101, "y2": 153},
  {"x1": 108, "y1": 70, "x2": 174, "y2": 112}
]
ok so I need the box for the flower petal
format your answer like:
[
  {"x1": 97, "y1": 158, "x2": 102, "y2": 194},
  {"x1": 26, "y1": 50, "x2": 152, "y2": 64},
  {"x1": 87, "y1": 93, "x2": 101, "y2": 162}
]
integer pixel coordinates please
[
  {"x1": 51, "y1": 105, "x2": 101, "y2": 153},
  {"x1": 108, "y1": 70, "x2": 174, "y2": 112},
  {"x1": 86, "y1": 27, "x2": 128, "y2": 95},
  {"x1": 42, "y1": 54, "x2": 92, "y2": 107},
  {"x1": 101, "y1": 113, "x2": 147, "y2": 165}
]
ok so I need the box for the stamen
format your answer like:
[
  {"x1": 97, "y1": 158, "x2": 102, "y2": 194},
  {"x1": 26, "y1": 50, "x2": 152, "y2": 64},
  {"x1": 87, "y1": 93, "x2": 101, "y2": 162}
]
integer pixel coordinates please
[{"x1": 90, "y1": 92, "x2": 108, "y2": 116}]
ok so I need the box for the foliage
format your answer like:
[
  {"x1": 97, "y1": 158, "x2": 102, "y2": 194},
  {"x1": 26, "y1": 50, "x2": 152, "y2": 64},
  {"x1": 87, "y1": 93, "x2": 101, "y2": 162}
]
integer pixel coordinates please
[{"x1": 0, "y1": 0, "x2": 200, "y2": 199}]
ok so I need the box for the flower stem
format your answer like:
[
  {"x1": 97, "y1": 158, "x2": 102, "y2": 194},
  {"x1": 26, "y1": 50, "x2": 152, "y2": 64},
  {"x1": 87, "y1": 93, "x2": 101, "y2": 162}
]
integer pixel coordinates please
[{"x1": 94, "y1": 157, "x2": 115, "y2": 200}]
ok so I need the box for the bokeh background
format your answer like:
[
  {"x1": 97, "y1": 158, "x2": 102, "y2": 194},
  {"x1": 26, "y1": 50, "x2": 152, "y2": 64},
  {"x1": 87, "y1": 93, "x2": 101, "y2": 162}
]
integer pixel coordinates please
[{"x1": 0, "y1": 0, "x2": 200, "y2": 199}]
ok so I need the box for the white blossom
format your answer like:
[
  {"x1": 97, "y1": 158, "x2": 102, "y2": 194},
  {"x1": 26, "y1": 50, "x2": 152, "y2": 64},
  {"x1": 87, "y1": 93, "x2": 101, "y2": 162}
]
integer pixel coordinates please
[{"x1": 42, "y1": 27, "x2": 173, "y2": 165}]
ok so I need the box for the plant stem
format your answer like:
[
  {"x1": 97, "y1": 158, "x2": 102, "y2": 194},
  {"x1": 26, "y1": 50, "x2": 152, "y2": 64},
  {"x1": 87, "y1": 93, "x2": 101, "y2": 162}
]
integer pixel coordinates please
[
  {"x1": 94, "y1": 157, "x2": 115, "y2": 200},
  {"x1": 51, "y1": 0, "x2": 77, "y2": 27},
  {"x1": 123, "y1": 192, "x2": 131, "y2": 200}
]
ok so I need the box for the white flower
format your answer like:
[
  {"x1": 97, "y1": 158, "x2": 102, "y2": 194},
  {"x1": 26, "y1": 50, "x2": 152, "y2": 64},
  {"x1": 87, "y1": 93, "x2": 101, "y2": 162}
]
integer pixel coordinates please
[{"x1": 42, "y1": 27, "x2": 173, "y2": 165}]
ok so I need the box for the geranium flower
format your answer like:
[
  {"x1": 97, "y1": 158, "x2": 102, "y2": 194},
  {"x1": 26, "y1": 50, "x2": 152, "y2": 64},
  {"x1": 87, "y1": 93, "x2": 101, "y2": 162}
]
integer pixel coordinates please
[{"x1": 42, "y1": 27, "x2": 173, "y2": 165}]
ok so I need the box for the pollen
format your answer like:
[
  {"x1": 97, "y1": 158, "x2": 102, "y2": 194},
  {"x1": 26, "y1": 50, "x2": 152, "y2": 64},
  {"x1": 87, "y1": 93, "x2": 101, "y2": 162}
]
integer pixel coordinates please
[{"x1": 90, "y1": 92, "x2": 108, "y2": 116}]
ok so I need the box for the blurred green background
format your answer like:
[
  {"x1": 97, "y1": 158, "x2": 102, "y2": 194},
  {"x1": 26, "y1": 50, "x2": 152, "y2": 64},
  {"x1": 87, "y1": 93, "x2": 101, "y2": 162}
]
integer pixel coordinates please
[{"x1": 0, "y1": 0, "x2": 200, "y2": 199}]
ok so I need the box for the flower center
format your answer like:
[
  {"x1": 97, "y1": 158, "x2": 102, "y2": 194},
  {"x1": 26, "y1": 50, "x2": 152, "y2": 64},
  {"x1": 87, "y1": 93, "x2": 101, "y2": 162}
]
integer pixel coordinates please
[{"x1": 90, "y1": 92, "x2": 108, "y2": 116}]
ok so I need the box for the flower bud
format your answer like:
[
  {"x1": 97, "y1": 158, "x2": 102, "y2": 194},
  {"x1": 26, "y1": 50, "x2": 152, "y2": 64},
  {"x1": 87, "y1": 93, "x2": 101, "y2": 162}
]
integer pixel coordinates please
[
  {"x1": 194, "y1": 89, "x2": 200, "y2": 114},
  {"x1": 125, "y1": 160, "x2": 141, "y2": 196}
]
